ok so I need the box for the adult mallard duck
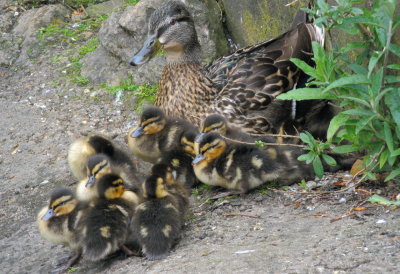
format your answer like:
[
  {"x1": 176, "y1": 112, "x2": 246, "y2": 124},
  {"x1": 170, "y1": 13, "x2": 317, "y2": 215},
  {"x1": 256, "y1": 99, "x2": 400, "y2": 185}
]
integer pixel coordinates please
[{"x1": 130, "y1": 1, "x2": 325, "y2": 134}]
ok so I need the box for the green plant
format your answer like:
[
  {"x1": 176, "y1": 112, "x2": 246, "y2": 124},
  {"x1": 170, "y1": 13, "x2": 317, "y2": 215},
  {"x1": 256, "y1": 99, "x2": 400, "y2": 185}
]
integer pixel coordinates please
[
  {"x1": 125, "y1": 0, "x2": 140, "y2": 5},
  {"x1": 79, "y1": 38, "x2": 99, "y2": 56},
  {"x1": 298, "y1": 179, "x2": 309, "y2": 191},
  {"x1": 103, "y1": 78, "x2": 157, "y2": 110},
  {"x1": 74, "y1": 76, "x2": 90, "y2": 85},
  {"x1": 278, "y1": 0, "x2": 400, "y2": 181},
  {"x1": 297, "y1": 132, "x2": 336, "y2": 178}
]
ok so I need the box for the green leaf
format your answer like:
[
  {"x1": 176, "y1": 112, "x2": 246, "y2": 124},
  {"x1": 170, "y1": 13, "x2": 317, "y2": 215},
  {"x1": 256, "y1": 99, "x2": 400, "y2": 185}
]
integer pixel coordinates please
[
  {"x1": 391, "y1": 148, "x2": 400, "y2": 157},
  {"x1": 300, "y1": 132, "x2": 311, "y2": 144},
  {"x1": 342, "y1": 109, "x2": 375, "y2": 117},
  {"x1": 297, "y1": 153, "x2": 313, "y2": 162},
  {"x1": 322, "y1": 75, "x2": 370, "y2": 93},
  {"x1": 384, "y1": 122, "x2": 394, "y2": 152},
  {"x1": 290, "y1": 58, "x2": 318, "y2": 79},
  {"x1": 368, "y1": 194, "x2": 400, "y2": 205},
  {"x1": 312, "y1": 156, "x2": 324, "y2": 178},
  {"x1": 389, "y1": 43, "x2": 400, "y2": 57},
  {"x1": 277, "y1": 88, "x2": 336, "y2": 101},
  {"x1": 368, "y1": 51, "x2": 384, "y2": 77},
  {"x1": 348, "y1": 64, "x2": 368, "y2": 74},
  {"x1": 341, "y1": 42, "x2": 368, "y2": 53},
  {"x1": 380, "y1": 149, "x2": 389, "y2": 168},
  {"x1": 327, "y1": 113, "x2": 348, "y2": 142},
  {"x1": 385, "y1": 168, "x2": 400, "y2": 182},
  {"x1": 332, "y1": 145, "x2": 360, "y2": 153},
  {"x1": 385, "y1": 88, "x2": 400, "y2": 126},
  {"x1": 322, "y1": 154, "x2": 337, "y2": 166},
  {"x1": 355, "y1": 115, "x2": 376, "y2": 134},
  {"x1": 317, "y1": 0, "x2": 329, "y2": 12},
  {"x1": 387, "y1": 64, "x2": 400, "y2": 70}
]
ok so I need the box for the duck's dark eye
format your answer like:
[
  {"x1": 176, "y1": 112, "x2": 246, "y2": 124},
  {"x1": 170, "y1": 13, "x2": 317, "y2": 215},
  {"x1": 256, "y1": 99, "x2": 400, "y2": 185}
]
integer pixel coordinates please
[{"x1": 170, "y1": 19, "x2": 176, "y2": 25}]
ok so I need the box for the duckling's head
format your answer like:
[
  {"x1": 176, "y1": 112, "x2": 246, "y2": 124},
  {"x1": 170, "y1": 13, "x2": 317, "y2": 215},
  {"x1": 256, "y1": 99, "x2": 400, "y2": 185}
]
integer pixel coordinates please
[
  {"x1": 151, "y1": 163, "x2": 174, "y2": 185},
  {"x1": 41, "y1": 188, "x2": 77, "y2": 221},
  {"x1": 86, "y1": 154, "x2": 112, "y2": 188},
  {"x1": 192, "y1": 132, "x2": 227, "y2": 165},
  {"x1": 130, "y1": 106, "x2": 167, "y2": 138},
  {"x1": 130, "y1": 1, "x2": 201, "y2": 65},
  {"x1": 196, "y1": 114, "x2": 228, "y2": 143},
  {"x1": 97, "y1": 174, "x2": 126, "y2": 200},
  {"x1": 181, "y1": 129, "x2": 198, "y2": 157},
  {"x1": 143, "y1": 174, "x2": 169, "y2": 199},
  {"x1": 87, "y1": 135, "x2": 114, "y2": 156}
]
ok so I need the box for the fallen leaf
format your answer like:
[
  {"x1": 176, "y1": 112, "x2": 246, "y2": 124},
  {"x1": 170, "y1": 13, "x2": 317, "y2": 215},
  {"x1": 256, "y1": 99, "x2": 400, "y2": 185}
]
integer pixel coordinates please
[
  {"x1": 353, "y1": 207, "x2": 367, "y2": 211},
  {"x1": 368, "y1": 194, "x2": 400, "y2": 206},
  {"x1": 333, "y1": 182, "x2": 345, "y2": 187},
  {"x1": 350, "y1": 159, "x2": 364, "y2": 176},
  {"x1": 391, "y1": 237, "x2": 398, "y2": 241},
  {"x1": 293, "y1": 202, "x2": 301, "y2": 208}
]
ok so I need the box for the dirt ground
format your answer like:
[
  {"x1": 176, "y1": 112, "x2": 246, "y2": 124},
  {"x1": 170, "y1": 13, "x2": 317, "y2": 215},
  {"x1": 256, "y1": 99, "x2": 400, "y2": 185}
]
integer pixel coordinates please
[{"x1": 1, "y1": 34, "x2": 400, "y2": 274}]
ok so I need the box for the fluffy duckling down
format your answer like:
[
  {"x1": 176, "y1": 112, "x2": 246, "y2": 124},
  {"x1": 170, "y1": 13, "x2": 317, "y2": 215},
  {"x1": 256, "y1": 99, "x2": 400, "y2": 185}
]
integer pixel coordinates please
[
  {"x1": 76, "y1": 153, "x2": 140, "y2": 203},
  {"x1": 68, "y1": 134, "x2": 136, "y2": 181},
  {"x1": 75, "y1": 174, "x2": 140, "y2": 261},
  {"x1": 127, "y1": 106, "x2": 199, "y2": 164},
  {"x1": 37, "y1": 188, "x2": 84, "y2": 270},
  {"x1": 132, "y1": 166, "x2": 189, "y2": 260},
  {"x1": 192, "y1": 132, "x2": 288, "y2": 193}
]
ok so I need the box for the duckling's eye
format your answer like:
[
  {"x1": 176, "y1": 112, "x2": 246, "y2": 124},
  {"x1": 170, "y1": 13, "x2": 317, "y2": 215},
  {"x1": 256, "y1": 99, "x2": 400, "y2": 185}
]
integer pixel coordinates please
[{"x1": 169, "y1": 19, "x2": 176, "y2": 25}]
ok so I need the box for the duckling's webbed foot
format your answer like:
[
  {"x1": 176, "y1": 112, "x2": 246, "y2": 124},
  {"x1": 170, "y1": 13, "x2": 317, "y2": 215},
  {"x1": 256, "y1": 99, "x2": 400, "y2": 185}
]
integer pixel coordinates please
[
  {"x1": 51, "y1": 251, "x2": 81, "y2": 274},
  {"x1": 120, "y1": 244, "x2": 141, "y2": 258}
]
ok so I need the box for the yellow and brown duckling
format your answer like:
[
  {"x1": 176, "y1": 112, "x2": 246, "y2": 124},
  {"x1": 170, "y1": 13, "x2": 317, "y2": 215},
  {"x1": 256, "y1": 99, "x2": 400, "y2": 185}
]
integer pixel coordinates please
[
  {"x1": 197, "y1": 113, "x2": 277, "y2": 144},
  {"x1": 130, "y1": 1, "x2": 327, "y2": 135},
  {"x1": 68, "y1": 134, "x2": 137, "y2": 181},
  {"x1": 128, "y1": 106, "x2": 199, "y2": 163},
  {"x1": 37, "y1": 188, "x2": 84, "y2": 271},
  {"x1": 75, "y1": 174, "x2": 140, "y2": 261},
  {"x1": 156, "y1": 128, "x2": 200, "y2": 189},
  {"x1": 192, "y1": 132, "x2": 313, "y2": 193},
  {"x1": 76, "y1": 153, "x2": 140, "y2": 203},
  {"x1": 132, "y1": 167, "x2": 189, "y2": 260}
]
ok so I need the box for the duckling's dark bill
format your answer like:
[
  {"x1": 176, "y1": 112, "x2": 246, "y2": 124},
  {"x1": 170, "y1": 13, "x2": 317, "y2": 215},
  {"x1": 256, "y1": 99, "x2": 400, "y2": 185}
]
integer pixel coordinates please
[
  {"x1": 130, "y1": 34, "x2": 161, "y2": 66},
  {"x1": 195, "y1": 132, "x2": 206, "y2": 143},
  {"x1": 192, "y1": 154, "x2": 205, "y2": 165},
  {"x1": 131, "y1": 126, "x2": 145, "y2": 138}
]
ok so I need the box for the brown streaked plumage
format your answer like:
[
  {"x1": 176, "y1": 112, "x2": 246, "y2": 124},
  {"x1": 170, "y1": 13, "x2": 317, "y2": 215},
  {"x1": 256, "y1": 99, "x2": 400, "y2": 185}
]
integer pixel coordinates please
[{"x1": 130, "y1": 1, "x2": 327, "y2": 135}]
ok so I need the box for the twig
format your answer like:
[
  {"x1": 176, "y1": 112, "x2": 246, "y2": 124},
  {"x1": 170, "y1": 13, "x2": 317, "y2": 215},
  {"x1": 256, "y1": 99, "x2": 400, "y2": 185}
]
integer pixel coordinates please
[
  {"x1": 80, "y1": 4, "x2": 89, "y2": 17},
  {"x1": 190, "y1": 115, "x2": 202, "y2": 121},
  {"x1": 250, "y1": 133, "x2": 301, "y2": 139},
  {"x1": 285, "y1": 0, "x2": 300, "y2": 7},
  {"x1": 222, "y1": 212, "x2": 260, "y2": 218},
  {"x1": 221, "y1": 135, "x2": 306, "y2": 148}
]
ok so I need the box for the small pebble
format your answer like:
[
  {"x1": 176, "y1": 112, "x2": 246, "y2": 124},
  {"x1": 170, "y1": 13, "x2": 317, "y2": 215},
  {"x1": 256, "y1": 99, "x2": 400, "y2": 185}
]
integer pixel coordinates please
[
  {"x1": 339, "y1": 197, "x2": 346, "y2": 203},
  {"x1": 376, "y1": 219, "x2": 386, "y2": 224},
  {"x1": 235, "y1": 250, "x2": 256, "y2": 254},
  {"x1": 40, "y1": 180, "x2": 50, "y2": 185}
]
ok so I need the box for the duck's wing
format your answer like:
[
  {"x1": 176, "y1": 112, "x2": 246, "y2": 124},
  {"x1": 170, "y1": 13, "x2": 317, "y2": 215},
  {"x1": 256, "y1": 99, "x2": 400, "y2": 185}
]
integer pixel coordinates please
[{"x1": 219, "y1": 23, "x2": 323, "y2": 112}]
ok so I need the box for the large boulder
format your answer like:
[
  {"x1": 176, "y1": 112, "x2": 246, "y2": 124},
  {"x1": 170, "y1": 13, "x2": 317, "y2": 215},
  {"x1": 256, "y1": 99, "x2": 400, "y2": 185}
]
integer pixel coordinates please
[
  {"x1": 220, "y1": 0, "x2": 307, "y2": 48},
  {"x1": 81, "y1": 0, "x2": 229, "y2": 85},
  {"x1": 12, "y1": 4, "x2": 69, "y2": 64}
]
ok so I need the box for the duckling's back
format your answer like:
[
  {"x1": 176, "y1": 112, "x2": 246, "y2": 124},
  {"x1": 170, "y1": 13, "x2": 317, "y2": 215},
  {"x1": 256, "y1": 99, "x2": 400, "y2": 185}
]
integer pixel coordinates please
[
  {"x1": 77, "y1": 198, "x2": 134, "y2": 261},
  {"x1": 133, "y1": 197, "x2": 182, "y2": 260}
]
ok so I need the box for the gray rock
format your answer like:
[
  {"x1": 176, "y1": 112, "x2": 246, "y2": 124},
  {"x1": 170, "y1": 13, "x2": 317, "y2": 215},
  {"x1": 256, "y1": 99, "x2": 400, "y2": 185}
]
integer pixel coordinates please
[
  {"x1": 0, "y1": 11, "x2": 15, "y2": 32},
  {"x1": 12, "y1": 4, "x2": 69, "y2": 63},
  {"x1": 0, "y1": 32, "x2": 22, "y2": 66},
  {"x1": 83, "y1": 0, "x2": 225, "y2": 85},
  {"x1": 220, "y1": 0, "x2": 306, "y2": 48},
  {"x1": 86, "y1": 0, "x2": 125, "y2": 17}
]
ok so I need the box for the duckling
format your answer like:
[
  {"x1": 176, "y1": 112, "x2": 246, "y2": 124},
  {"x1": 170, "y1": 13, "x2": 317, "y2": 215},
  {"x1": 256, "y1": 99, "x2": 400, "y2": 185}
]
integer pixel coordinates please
[
  {"x1": 193, "y1": 132, "x2": 356, "y2": 193},
  {"x1": 75, "y1": 174, "x2": 140, "y2": 261},
  {"x1": 128, "y1": 106, "x2": 199, "y2": 163},
  {"x1": 76, "y1": 153, "x2": 140, "y2": 203},
  {"x1": 197, "y1": 113, "x2": 276, "y2": 144},
  {"x1": 37, "y1": 188, "x2": 84, "y2": 270},
  {"x1": 68, "y1": 134, "x2": 136, "y2": 181},
  {"x1": 193, "y1": 132, "x2": 308, "y2": 193},
  {"x1": 132, "y1": 171, "x2": 189, "y2": 260}
]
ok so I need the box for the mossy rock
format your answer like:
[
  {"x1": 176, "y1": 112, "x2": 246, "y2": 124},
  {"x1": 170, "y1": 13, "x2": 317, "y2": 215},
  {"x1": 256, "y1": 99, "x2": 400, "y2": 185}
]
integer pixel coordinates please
[{"x1": 220, "y1": 0, "x2": 308, "y2": 48}]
